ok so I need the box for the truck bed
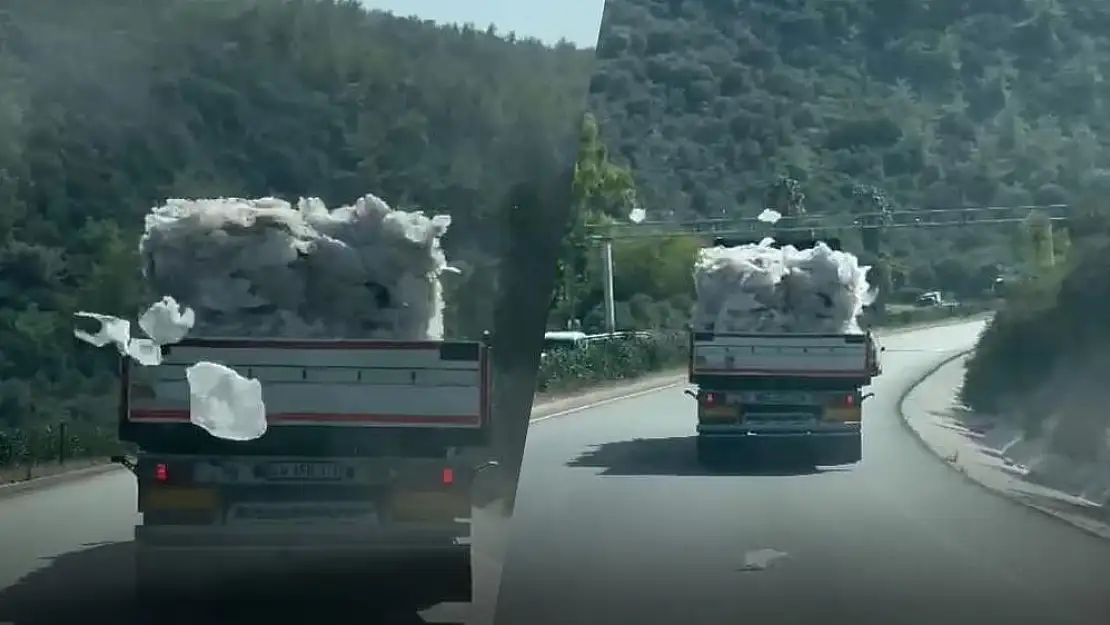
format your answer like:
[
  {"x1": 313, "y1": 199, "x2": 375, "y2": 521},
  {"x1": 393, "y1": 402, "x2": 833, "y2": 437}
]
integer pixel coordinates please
[
  {"x1": 688, "y1": 331, "x2": 875, "y2": 385},
  {"x1": 119, "y1": 338, "x2": 491, "y2": 452}
]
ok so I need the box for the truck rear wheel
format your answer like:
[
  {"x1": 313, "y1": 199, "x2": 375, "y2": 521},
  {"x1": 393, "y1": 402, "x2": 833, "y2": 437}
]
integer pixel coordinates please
[
  {"x1": 393, "y1": 550, "x2": 472, "y2": 609},
  {"x1": 133, "y1": 546, "x2": 191, "y2": 612},
  {"x1": 696, "y1": 436, "x2": 732, "y2": 468},
  {"x1": 814, "y1": 436, "x2": 862, "y2": 466}
]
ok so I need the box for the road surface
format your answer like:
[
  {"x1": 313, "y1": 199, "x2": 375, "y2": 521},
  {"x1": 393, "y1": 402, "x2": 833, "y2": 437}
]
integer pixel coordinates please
[
  {"x1": 3, "y1": 321, "x2": 1109, "y2": 624},
  {"x1": 494, "y1": 320, "x2": 1110, "y2": 625},
  {"x1": 0, "y1": 452, "x2": 502, "y2": 624}
]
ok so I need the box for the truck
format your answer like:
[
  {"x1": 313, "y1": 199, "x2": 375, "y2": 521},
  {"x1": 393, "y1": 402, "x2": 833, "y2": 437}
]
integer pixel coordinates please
[
  {"x1": 110, "y1": 335, "x2": 495, "y2": 612},
  {"x1": 688, "y1": 235, "x2": 883, "y2": 468},
  {"x1": 687, "y1": 330, "x2": 882, "y2": 467}
]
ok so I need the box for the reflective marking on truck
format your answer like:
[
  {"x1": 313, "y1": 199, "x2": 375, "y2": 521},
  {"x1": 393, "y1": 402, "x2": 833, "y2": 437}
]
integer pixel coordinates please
[{"x1": 129, "y1": 408, "x2": 481, "y2": 426}]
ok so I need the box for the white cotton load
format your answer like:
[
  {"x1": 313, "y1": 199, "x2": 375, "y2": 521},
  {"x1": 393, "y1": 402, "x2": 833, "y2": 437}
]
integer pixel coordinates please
[
  {"x1": 692, "y1": 239, "x2": 873, "y2": 333},
  {"x1": 139, "y1": 194, "x2": 456, "y2": 340}
]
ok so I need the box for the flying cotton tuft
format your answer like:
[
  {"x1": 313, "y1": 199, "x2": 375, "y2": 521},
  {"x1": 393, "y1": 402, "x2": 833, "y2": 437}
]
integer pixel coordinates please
[
  {"x1": 73, "y1": 297, "x2": 269, "y2": 442},
  {"x1": 757, "y1": 209, "x2": 782, "y2": 224},
  {"x1": 74, "y1": 297, "x2": 195, "y2": 366},
  {"x1": 186, "y1": 361, "x2": 267, "y2": 442}
]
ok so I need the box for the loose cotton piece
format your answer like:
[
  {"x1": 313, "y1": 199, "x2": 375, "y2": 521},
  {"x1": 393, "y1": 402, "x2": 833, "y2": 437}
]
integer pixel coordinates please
[
  {"x1": 692, "y1": 239, "x2": 873, "y2": 333},
  {"x1": 74, "y1": 297, "x2": 196, "y2": 366},
  {"x1": 139, "y1": 296, "x2": 195, "y2": 345},
  {"x1": 74, "y1": 297, "x2": 268, "y2": 442},
  {"x1": 139, "y1": 193, "x2": 456, "y2": 340},
  {"x1": 757, "y1": 208, "x2": 782, "y2": 224},
  {"x1": 186, "y1": 361, "x2": 267, "y2": 442}
]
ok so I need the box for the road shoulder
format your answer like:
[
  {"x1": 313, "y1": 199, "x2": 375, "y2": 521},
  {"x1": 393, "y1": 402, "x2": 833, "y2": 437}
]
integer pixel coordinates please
[{"x1": 899, "y1": 353, "x2": 1110, "y2": 540}]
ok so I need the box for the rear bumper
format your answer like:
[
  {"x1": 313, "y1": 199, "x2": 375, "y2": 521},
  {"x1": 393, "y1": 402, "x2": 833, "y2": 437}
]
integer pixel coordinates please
[
  {"x1": 696, "y1": 423, "x2": 860, "y2": 438},
  {"x1": 696, "y1": 424, "x2": 862, "y2": 466},
  {"x1": 133, "y1": 525, "x2": 473, "y2": 606},
  {"x1": 135, "y1": 521, "x2": 469, "y2": 550}
]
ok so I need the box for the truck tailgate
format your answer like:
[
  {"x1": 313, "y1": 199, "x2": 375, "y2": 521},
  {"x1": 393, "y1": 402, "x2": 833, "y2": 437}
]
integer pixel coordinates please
[
  {"x1": 124, "y1": 338, "x2": 490, "y2": 430},
  {"x1": 690, "y1": 332, "x2": 872, "y2": 379}
]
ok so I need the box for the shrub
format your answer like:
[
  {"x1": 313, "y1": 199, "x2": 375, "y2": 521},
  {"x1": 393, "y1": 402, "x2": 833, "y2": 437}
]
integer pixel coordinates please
[
  {"x1": 537, "y1": 302, "x2": 989, "y2": 397},
  {"x1": 536, "y1": 331, "x2": 687, "y2": 395}
]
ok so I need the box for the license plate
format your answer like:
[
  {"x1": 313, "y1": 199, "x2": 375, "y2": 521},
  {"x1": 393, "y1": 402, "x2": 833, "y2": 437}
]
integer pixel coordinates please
[
  {"x1": 263, "y1": 462, "x2": 349, "y2": 481},
  {"x1": 226, "y1": 502, "x2": 377, "y2": 524},
  {"x1": 701, "y1": 405, "x2": 736, "y2": 418},
  {"x1": 391, "y1": 491, "x2": 470, "y2": 522},
  {"x1": 144, "y1": 488, "x2": 218, "y2": 511},
  {"x1": 824, "y1": 407, "x2": 862, "y2": 422},
  {"x1": 749, "y1": 391, "x2": 814, "y2": 404}
]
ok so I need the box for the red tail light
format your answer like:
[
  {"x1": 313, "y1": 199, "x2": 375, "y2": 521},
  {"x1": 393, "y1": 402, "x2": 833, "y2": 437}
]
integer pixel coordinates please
[
  {"x1": 828, "y1": 393, "x2": 856, "y2": 408},
  {"x1": 442, "y1": 468, "x2": 454, "y2": 485},
  {"x1": 699, "y1": 392, "x2": 719, "y2": 408},
  {"x1": 154, "y1": 463, "x2": 169, "y2": 483}
]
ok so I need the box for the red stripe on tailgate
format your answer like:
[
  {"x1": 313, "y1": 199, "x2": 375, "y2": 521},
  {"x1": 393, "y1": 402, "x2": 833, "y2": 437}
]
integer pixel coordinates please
[
  {"x1": 694, "y1": 368, "x2": 868, "y2": 377},
  {"x1": 130, "y1": 409, "x2": 480, "y2": 424},
  {"x1": 173, "y1": 339, "x2": 442, "y2": 349}
]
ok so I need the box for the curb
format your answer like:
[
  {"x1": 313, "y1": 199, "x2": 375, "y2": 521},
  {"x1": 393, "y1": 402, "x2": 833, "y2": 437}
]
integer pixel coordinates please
[
  {"x1": 896, "y1": 351, "x2": 1110, "y2": 542},
  {"x1": 0, "y1": 314, "x2": 992, "y2": 498},
  {"x1": 0, "y1": 461, "x2": 122, "y2": 499}
]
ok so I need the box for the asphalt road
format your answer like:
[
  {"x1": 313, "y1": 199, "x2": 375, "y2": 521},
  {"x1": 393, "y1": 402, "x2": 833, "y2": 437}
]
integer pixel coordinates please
[
  {"x1": 0, "y1": 450, "x2": 499, "y2": 624},
  {"x1": 4, "y1": 321, "x2": 1110, "y2": 625},
  {"x1": 494, "y1": 320, "x2": 1110, "y2": 625}
]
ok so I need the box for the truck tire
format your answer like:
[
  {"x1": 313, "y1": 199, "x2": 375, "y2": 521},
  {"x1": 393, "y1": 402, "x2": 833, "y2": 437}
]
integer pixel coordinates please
[
  {"x1": 696, "y1": 436, "x2": 730, "y2": 468},
  {"x1": 815, "y1": 436, "x2": 862, "y2": 466},
  {"x1": 393, "y1": 550, "x2": 472, "y2": 609},
  {"x1": 133, "y1": 546, "x2": 189, "y2": 612}
]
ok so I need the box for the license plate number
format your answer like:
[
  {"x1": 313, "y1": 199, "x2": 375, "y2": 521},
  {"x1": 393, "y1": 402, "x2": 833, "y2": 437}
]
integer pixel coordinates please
[
  {"x1": 264, "y1": 462, "x2": 348, "y2": 481},
  {"x1": 227, "y1": 502, "x2": 377, "y2": 524},
  {"x1": 749, "y1": 391, "x2": 814, "y2": 404},
  {"x1": 145, "y1": 488, "x2": 218, "y2": 510}
]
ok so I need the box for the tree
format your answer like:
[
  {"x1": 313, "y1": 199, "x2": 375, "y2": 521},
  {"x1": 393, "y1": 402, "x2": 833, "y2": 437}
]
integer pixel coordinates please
[
  {"x1": 851, "y1": 184, "x2": 894, "y2": 318},
  {"x1": 551, "y1": 113, "x2": 638, "y2": 328},
  {"x1": 0, "y1": 0, "x2": 595, "y2": 440}
]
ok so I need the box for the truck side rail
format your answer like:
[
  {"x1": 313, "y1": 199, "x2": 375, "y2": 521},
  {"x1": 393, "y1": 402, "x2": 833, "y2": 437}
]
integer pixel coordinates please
[
  {"x1": 119, "y1": 335, "x2": 492, "y2": 448},
  {"x1": 687, "y1": 331, "x2": 875, "y2": 384}
]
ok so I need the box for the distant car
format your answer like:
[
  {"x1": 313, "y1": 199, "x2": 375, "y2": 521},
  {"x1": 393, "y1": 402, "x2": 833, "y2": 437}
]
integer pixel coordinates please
[
  {"x1": 541, "y1": 330, "x2": 649, "y2": 359},
  {"x1": 915, "y1": 291, "x2": 960, "y2": 309}
]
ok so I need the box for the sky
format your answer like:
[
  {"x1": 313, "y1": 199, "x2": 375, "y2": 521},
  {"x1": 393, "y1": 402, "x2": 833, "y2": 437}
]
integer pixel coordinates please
[{"x1": 359, "y1": 0, "x2": 606, "y2": 48}]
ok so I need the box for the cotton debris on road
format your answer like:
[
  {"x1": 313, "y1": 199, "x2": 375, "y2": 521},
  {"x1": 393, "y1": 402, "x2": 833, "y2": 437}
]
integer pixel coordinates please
[
  {"x1": 692, "y1": 238, "x2": 873, "y2": 333},
  {"x1": 139, "y1": 193, "x2": 456, "y2": 340},
  {"x1": 74, "y1": 296, "x2": 268, "y2": 442}
]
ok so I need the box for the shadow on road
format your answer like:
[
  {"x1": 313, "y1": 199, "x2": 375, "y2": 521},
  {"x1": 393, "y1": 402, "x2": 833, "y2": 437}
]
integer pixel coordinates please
[
  {"x1": 0, "y1": 541, "x2": 463, "y2": 625},
  {"x1": 567, "y1": 436, "x2": 847, "y2": 477}
]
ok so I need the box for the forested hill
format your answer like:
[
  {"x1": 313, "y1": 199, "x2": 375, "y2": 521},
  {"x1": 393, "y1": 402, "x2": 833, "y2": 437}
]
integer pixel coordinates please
[
  {"x1": 0, "y1": 0, "x2": 593, "y2": 429},
  {"x1": 588, "y1": 0, "x2": 1110, "y2": 220}
]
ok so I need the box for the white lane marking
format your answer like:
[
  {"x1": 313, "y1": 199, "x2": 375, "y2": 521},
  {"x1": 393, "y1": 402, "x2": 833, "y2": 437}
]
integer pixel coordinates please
[{"x1": 530, "y1": 382, "x2": 683, "y2": 424}]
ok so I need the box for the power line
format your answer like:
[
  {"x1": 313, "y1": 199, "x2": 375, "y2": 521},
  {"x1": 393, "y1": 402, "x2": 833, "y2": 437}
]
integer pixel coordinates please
[{"x1": 588, "y1": 204, "x2": 1069, "y2": 240}]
